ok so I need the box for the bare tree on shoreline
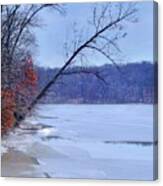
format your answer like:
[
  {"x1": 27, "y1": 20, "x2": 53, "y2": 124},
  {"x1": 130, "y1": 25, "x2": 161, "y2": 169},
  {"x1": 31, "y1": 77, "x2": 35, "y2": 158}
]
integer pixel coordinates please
[{"x1": 1, "y1": 2, "x2": 138, "y2": 128}]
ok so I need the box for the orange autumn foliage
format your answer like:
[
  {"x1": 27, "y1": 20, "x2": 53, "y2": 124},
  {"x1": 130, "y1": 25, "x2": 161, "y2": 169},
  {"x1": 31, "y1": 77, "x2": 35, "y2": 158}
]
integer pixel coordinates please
[
  {"x1": 1, "y1": 89, "x2": 16, "y2": 133},
  {"x1": 24, "y1": 58, "x2": 38, "y2": 86},
  {"x1": 1, "y1": 57, "x2": 37, "y2": 134},
  {"x1": 16, "y1": 58, "x2": 38, "y2": 96}
]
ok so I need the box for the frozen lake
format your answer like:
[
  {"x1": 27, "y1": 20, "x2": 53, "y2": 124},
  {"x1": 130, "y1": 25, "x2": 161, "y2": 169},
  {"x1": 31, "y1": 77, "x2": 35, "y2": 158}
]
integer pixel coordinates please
[{"x1": 1, "y1": 104, "x2": 156, "y2": 180}]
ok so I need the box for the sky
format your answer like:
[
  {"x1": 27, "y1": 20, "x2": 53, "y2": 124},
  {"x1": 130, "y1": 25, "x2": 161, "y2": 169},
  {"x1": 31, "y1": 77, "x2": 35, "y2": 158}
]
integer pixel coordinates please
[{"x1": 33, "y1": 1, "x2": 154, "y2": 68}]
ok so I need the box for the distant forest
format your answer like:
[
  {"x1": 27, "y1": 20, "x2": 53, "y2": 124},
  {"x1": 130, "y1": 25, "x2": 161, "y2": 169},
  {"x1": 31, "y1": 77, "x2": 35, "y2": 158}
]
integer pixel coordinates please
[{"x1": 37, "y1": 62, "x2": 156, "y2": 104}]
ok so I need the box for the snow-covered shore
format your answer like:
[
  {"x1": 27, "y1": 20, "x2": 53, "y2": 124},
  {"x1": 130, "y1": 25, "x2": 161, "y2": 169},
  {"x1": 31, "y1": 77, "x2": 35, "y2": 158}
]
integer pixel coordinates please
[{"x1": 1, "y1": 104, "x2": 155, "y2": 180}]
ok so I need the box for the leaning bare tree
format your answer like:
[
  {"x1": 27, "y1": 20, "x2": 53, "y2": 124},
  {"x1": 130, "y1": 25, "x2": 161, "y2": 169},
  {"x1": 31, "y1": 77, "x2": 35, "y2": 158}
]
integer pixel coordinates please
[
  {"x1": 1, "y1": 2, "x2": 137, "y2": 130},
  {"x1": 28, "y1": 2, "x2": 137, "y2": 110}
]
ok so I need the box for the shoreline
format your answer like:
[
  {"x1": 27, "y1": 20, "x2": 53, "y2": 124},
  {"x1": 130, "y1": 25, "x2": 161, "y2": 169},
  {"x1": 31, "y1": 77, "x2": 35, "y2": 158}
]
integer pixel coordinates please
[
  {"x1": 1, "y1": 104, "x2": 154, "y2": 180},
  {"x1": 1, "y1": 148, "x2": 51, "y2": 178}
]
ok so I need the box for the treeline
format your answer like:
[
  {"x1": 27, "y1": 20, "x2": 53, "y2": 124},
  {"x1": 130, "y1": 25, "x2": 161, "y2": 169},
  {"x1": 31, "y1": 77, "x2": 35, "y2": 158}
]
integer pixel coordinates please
[{"x1": 36, "y1": 62, "x2": 156, "y2": 104}]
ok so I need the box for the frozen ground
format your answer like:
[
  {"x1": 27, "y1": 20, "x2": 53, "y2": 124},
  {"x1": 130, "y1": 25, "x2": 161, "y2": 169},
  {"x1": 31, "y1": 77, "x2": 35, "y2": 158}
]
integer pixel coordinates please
[{"x1": 1, "y1": 104, "x2": 156, "y2": 180}]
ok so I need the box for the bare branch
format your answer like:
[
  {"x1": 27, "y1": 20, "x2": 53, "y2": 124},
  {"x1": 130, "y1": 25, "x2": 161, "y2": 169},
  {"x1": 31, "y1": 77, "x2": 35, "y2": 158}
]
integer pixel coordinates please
[
  {"x1": 86, "y1": 45, "x2": 129, "y2": 83},
  {"x1": 10, "y1": 4, "x2": 64, "y2": 61},
  {"x1": 62, "y1": 68, "x2": 108, "y2": 85},
  {"x1": 99, "y1": 35, "x2": 121, "y2": 52}
]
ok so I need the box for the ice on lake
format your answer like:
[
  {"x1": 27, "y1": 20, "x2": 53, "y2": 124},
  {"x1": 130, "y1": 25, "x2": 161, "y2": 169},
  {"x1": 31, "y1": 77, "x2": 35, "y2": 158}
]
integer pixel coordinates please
[{"x1": 1, "y1": 104, "x2": 156, "y2": 180}]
